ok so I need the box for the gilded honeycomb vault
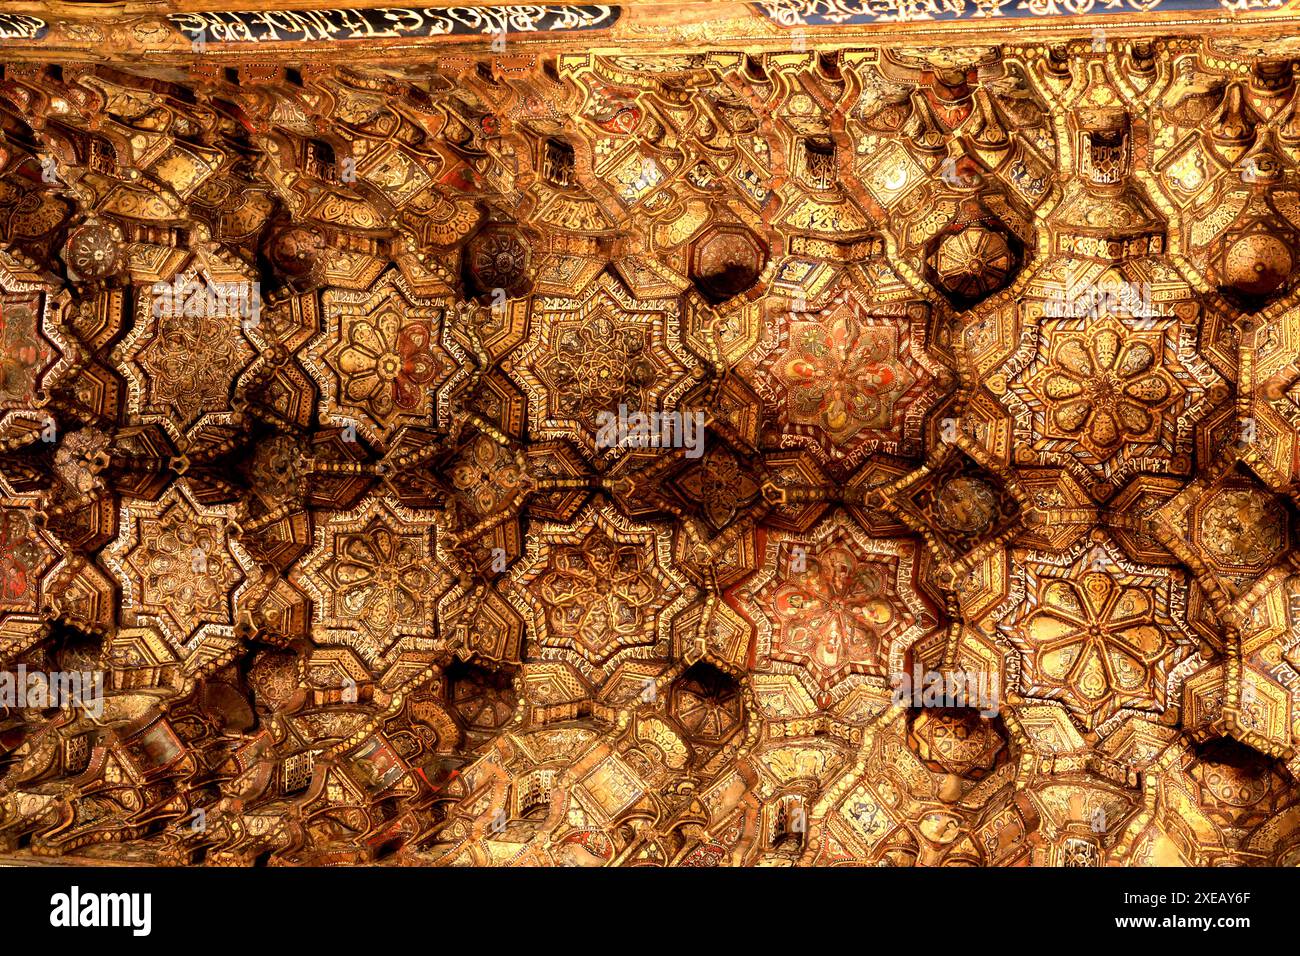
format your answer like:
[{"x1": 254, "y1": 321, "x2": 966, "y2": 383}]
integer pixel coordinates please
[{"x1": 1, "y1": 0, "x2": 1300, "y2": 871}]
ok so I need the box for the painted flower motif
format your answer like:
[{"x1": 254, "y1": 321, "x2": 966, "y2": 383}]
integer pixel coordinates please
[
  {"x1": 467, "y1": 229, "x2": 529, "y2": 297},
  {"x1": 327, "y1": 523, "x2": 436, "y2": 642},
  {"x1": 450, "y1": 435, "x2": 526, "y2": 518},
  {"x1": 0, "y1": 510, "x2": 41, "y2": 608},
  {"x1": 1022, "y1": 571, "x2": 1165, "y2": 727},
  {"x1": 537, "y1": 532, "x2": 660, "y2": 657},
  {"x1": 127, "y1": 515, "x2": 241, "y2": 638},
  {"x1": 672, "y1": 446, "x2": 759, "y2": 531},
  {"x1": 338, "y1": 309, "x2": 443, "y2": 421},
  {"x1": 137, "y1": 312, "x2": 249, "y2": 428},
  {"x1": 767, "y1": 543, "x2": 899, "y2": 685},
  {"x1": 779, "y1": 308, "x2": 914, "y2": 442},
  {"x1": 932, "y1": 226, "x2": 1014, "y2": 301},
  {"x1": 1038, "y1": 328, "x2": 1172, "y2": 453},
  {"x1": 545, "y1": 316, "x2": 656, "y2": 422}
]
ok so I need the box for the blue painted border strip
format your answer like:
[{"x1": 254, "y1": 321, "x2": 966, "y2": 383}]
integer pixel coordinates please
[
  {"x1": 755, "y1": 0, "x2": 1259, "y2": 25},
  {"x1": 166, "y1": 5, "x2": 621, "y2": 44},
  {"x1": 0, "y1": 14, "x2": 48, "y2": 41}
]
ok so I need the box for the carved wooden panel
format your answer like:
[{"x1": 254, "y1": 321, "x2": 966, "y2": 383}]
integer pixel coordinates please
[{"x1": 0, "y1": 1, "x2": 1299, "y2": 867}]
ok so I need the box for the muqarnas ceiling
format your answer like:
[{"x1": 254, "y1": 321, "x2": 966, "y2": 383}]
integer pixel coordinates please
[{"x1": 3, "y1": 23, "x2": 1300, "y2": 866}]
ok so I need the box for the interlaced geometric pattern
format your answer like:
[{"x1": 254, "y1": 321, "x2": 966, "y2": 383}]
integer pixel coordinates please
[{"x1": 3, "y1": 5, "x2": 1300, "y2": 867}]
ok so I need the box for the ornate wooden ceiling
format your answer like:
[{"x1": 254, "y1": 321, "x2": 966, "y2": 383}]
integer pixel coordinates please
[{"x1": 2, "y1": 1, "x2": 1300, "y2": 867}]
